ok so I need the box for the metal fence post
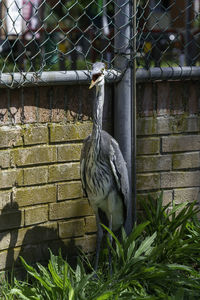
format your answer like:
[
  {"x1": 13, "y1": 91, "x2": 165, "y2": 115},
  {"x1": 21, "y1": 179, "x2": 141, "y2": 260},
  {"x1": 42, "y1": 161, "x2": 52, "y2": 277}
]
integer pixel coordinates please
[
  {"x1": 132, "y1": 0, "x2": 137, "y2": 225},
  {"x1": 185, "y1": 0, "x2": 193, "y2": 66},
  {"x1": 114, "y1": 0, "x2": 136, "y2": 228}
]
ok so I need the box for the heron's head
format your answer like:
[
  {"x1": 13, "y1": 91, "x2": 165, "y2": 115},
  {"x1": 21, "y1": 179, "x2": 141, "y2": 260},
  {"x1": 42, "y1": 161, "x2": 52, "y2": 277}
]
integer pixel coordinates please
[{"x1": 89, "y1": 62, "x2": 106, "y2": 89}]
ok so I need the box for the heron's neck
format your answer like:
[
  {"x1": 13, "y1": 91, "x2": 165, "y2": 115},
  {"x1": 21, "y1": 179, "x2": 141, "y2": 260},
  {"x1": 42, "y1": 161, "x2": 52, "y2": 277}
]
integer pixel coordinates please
[{"x1": 92, "y1": 84, "x2": 104, "y2": 145}]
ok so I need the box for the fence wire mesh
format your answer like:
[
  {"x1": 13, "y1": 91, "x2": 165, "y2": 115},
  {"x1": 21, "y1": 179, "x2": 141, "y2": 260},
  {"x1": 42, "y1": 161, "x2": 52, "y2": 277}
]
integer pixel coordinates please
[
  {"x1": 137, "y1": 0, "x2": 200, "y2": 69},
  {"x1": 0, "y1": 0, "x2": 200, "y2": 87}
]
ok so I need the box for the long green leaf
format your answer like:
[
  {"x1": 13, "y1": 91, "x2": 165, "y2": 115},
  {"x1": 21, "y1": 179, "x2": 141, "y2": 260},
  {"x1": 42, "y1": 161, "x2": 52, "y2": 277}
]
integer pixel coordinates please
[
  {"x1": 48, "y1": 260, "x2": 63, "y2": 289},
  {"x1": 20, "y1": 257, "x2": 52, "y2": 292},
  {"x1": 134, "y1": 232, "x2": 157, "y2": 258},
  {"x1": 69, "y1": 287, "x2": 75, "y2": 300},
  {"x1": 10, "y1": 288, "x2": 33, "y2": 300},
  {"x1": 101, "y1": 224, "x2": 124, "y2": 263},
  {"x1": 95, "y1": 291, "x2": 113, "y2": 300},
  {"x1": 127, "y1": 221, "x2": 150, "y2": 248},
  {"x1": 127, "y1": 240, "x2": 136, "y2": 260},
  {"x1": 169, "y1": 202, "x2": 188, "y2": 216},
  {"x1": 167, "y1": 263, "x2": 193, "y2": 273}
]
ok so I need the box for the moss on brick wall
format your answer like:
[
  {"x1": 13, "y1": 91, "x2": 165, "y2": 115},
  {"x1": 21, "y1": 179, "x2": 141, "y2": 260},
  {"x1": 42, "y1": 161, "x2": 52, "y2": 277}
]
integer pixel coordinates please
[
  {"x1": 0, "y1": 122, "x2": 97, "y2": 271},
  {"x1": 136, "y1": 81, "x2": 200, "y2": 210},
  {"x1": 0, "y1": 83, "x2": 116, "y2": 272},
  {"x1": 0, "y1": 81, "x2": 199, "y2": 272}
]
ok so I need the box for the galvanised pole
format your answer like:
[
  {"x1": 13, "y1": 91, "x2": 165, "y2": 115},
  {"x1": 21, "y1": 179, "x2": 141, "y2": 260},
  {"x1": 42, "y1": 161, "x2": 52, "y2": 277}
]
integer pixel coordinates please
[
  {"x1": 0, "y1": 70, "x2": 121, "y2": 88},
  {"x1": 132, "y1": 0, "x2": 137, "y2": 225},
  {"x1": 114, "y1": 0, "x2": 136, "y2": 229},
  {"x1": 185, "y1": 0, "x2": 192, "y2": 66}
]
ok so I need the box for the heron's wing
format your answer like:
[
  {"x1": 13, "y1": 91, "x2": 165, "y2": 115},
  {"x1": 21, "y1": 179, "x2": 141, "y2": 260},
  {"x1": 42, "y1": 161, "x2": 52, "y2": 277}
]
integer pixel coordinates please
[
  {"x1": 109, "y1": 138, "x2": 129, "y2": 206},
  {"x1": 108, "y1": 137, "x2": 132, "y2": 234},
  {"x1": 80, "y1": 135, "x2": 91, "y2": 196}
]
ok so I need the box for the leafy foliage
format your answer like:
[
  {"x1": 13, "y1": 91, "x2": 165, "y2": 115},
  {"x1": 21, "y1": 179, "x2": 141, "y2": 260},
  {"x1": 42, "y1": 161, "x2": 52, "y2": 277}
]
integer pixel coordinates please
[
  {"x1": 10, "y1": 250, "x2": 93, "y2": 300},
  {"x1": 139, "y1": 193, "x2": 200, "y2": 266},
  {"x1": 1, "y1": 193, "x2": 200, "y2": 299}
]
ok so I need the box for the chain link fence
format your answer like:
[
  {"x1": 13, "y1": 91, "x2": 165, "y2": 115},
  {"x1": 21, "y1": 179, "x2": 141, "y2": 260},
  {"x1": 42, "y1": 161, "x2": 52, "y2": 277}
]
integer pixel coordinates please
[
  {"x1": 0, "y1": 0, "x2": 200, "y2": 87},
  {"x1": 137, "y1": 0, "x2": 200, "y2": 69}
]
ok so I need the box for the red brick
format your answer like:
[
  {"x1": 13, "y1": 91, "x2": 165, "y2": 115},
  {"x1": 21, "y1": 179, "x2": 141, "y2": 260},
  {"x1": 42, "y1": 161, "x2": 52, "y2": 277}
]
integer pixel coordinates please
[
  {"x1": 157, "y1": 82, "x2": 170, "y2": 115},
  {"x1": 37, "y1": 87, "x2": 50, "y2": 123},
  {"x1": 10, "y1": 89, "x2": 22, "y2": 124},
  {"x1": 141, "y1": 83, "x2": 153, "y2": 117},
  {"x1": 51, "y1": 86, "x2": 66, "y2": 122},
  {"x1": 170, "y1": 82, "x2": 184, "y2": 115},
  {"x1": 65, "y1": 87, "x2": 79, "y2": 122},
  {"x1": 0, "y1": 89, "x2": 9, "y2": 125},
  {"x1": 188, "y1": 82, "x2": 198, "y2": 114},
  {"x1": 81, "y1": 88, "x2": 93, "y2": 120},
  {"x1": 23, "y1": 88, "x2": 37, "y2": 123}
]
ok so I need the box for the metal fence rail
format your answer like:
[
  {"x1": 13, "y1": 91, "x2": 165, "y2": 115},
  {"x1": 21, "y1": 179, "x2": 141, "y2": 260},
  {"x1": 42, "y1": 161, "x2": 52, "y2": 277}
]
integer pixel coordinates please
[{"x1": 0, "y1": 0, "x2": 200, "y2": 87}]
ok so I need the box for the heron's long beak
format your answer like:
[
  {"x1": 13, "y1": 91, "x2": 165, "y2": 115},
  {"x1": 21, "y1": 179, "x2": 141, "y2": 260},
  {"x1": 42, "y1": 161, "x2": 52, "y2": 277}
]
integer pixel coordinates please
[
  {"x1": 89, "y1": 80, "x2": 96, "y2": 89},
  {"x1": 89, "y1": 72, "x2": 103, "y2": 89}
]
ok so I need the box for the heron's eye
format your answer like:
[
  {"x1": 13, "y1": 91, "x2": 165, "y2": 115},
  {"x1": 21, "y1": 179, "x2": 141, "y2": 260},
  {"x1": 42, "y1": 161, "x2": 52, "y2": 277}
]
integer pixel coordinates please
[{"x1": 92, "y1": 73, "x2": 101, "y2": 82}]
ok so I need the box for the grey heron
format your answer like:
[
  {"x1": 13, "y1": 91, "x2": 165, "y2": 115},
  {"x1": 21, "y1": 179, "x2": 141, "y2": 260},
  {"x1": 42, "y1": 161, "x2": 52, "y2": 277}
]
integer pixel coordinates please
[{"x1": 80, "y1": 62, "x2": 132, "y2": 271}]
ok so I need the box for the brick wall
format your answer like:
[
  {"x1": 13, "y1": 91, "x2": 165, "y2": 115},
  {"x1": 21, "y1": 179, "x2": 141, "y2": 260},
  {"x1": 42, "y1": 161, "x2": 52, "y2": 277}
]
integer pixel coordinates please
[
  {"x1": 136, "y1": 81, "x2": 200, "y2": 208},
  {"x1": 0, "y1": 80, "x2": 199, "y2": 272},
  {"x1": 0, "y1": 85, "x2": 113, "y2": 272}
]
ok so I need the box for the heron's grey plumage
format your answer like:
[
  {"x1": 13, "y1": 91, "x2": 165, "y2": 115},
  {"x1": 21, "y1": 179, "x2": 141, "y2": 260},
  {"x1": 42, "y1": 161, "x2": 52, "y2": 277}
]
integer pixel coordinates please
[{"x1": 80, "y1": 62, "x2": 132, "y2": 270}]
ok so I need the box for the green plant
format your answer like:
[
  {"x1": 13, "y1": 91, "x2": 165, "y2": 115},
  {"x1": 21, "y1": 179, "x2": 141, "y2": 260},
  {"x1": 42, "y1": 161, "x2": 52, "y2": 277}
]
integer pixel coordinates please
[
  {"x1": 0, "y1": 275, "x2": 16, "y2": 300},
  {"x1": 10, "y1": 250, "x2": 93, "y2": 300},
  {"x1": 6, "y1": 193, "x2": 200, "y2": 299},
  {"x1": 140, "y1": 193, "x2": 200, "y2": 266},
  {"x1": 96, "y1": 223, "x2": 200, "y2": 299}
]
